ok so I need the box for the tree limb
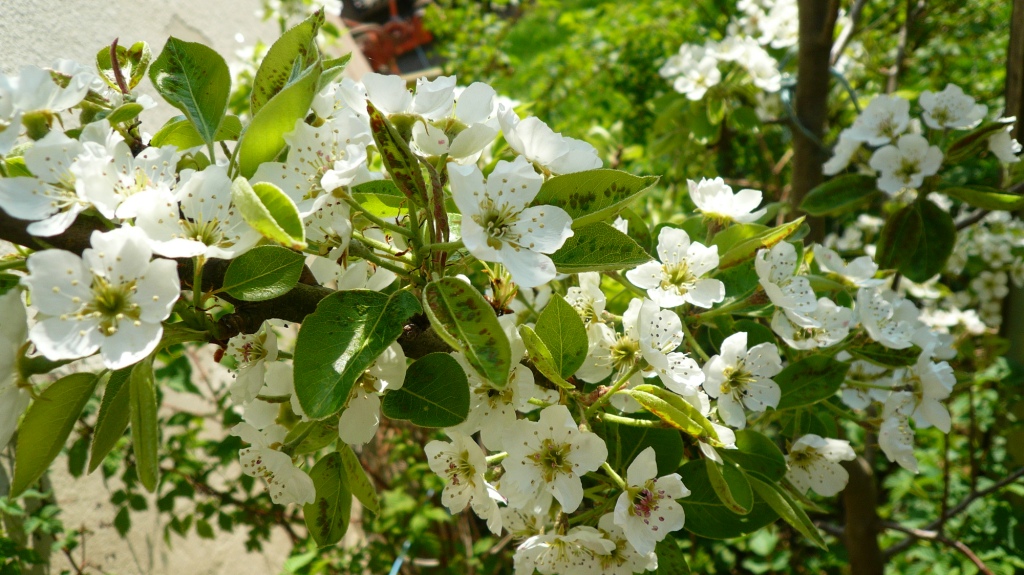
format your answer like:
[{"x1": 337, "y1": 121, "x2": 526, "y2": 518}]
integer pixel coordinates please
[{"x1": 881, "y1": 522, "x2": 994, "y2": 575}]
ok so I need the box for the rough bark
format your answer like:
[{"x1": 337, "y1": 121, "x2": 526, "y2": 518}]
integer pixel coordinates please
[
  {"x1": 842, "y1": 457, "x2": 885, "y2": 575},
  {"x1": 792, "y1": 0, "x2": 840, "y2": 241},
  {"x1": 1000, "y1": 0, "x2": 1024, "y2": 361}
]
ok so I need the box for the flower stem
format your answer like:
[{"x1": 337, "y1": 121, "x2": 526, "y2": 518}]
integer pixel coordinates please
[
  {"x1": 0, "y1": 257, "x2": 26, "y2": 272},
  {"x1": 418, "y1": 238, "x2": 464, "y2": 257},
  {"x1": 341, "y1": 196, "x2": 413, "y2": 238},
  {"x1": 601, "y1": 462, "x2": 627, "y2": 490},
  {"x1": 607, "y1": 271, "x2": 647, "y2": 299},
  {"x1": 585, "y1": 365, "x2": 641, "y2": 417},
  {"x1": 680, "y1": 319, "x2": 710, "y2": 362},
  {"x1": 485, "y1": 452, "x2": 508, "y2": 465},
  {"x1": 598, "y1": 412, "x2": 669, "y2": 428},
  {"x1": 192, "y1": 255, "x2": 205, "y2": 309}
]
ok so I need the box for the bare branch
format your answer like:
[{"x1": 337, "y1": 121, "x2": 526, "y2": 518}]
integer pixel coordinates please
[{"x1": 882, "y1": 522, "x2": 994, "y2": 575}]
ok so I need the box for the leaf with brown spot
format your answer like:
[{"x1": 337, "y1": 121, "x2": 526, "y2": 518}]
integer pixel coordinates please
[
  {"x1": 304, "y1": 451, "x2": 351, "y2": 547},
  {"x1": 423, "y1": 278, "x2": 511, "y2": 387}
]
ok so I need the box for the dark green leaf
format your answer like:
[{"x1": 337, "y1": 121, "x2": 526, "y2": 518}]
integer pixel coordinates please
[
  {"x1": 251, "y1": 10, "x2": 324, "y2": 116},
  {"x1": 148, "y1": 38, "x2": 230, "y2": 147},
  {"x1": 284, "y1": 420, "x2": 339, "y2": 455},
  {"x1": 550, "y1": 222, "x2": 652, "y2": 273},
  {"x1": 67, "y1": 436, "x2": 89, "y2": 478},
  {"x1": 294, "y1": 289, "x2": 421, "y2": 419},
  {"x1": 800, "y1": 174, "x2": 880, "y2": 216},
  {"x1": 678, "y1": 461, "x2": 778, "y2": 539},
  {"x1": 129, "y1": 358, "x2": 160, "y2": 492},
  {"x1": 900, "y1": 199, "x2": 955, "y2": 283},
  {"x1": 655, "y1": 539, "x2": 691, "y2": 574},
  {"x1": 532, "y1": 169, "x2": 659, "y2": 228},
  {"x1": 221, "y1": 245, "x2": 305, "y2": 301},
  {"x1": 382, "y1": 353, "x2": 470, "y2": 427},
  {"x1": 338, "y1": 444, "x2": 379, "y2": 515},
  {"x1": 422, "y1": 278, "x2": 511, "y2": 387},
  {"x1": 12, "y1": 373, "x2": 98, "y2": 497},
  {"x1": 88, "y1": 368, "x2": 132, "y2": 473},
  {"x1": 534, "y1": 294, "x2": 588, "y2": 379},
  {"x1": 607, "y1": 419, "x2": 684, "y2": 476},
  {"x1": 775, "y1": 355, "x2": 849, "y2": 410},
  {"x1": 946, "y1": 117, "x2": 1016, "y2": 163},
  {"x1": 847, "y1": 342, "x2": 919, "y2": 367},
  {"x1": 875, "y1": 204, "x2": 922, "y2": 270},
  {"x1": 747, "y1": 472, "x2": 827, "y2": 549},
  {"x1": 303, "y1": 452, "x2": 351, "y2": 547},
  {"x1": 944, "y1": 185, "x2": 1024, "y2": 211},
  {"x1": 705, "y1": 458, "x2": 753, "y2": 515},
  {"x1": 721, "y1": 430, "x2": 787, "y2": 482}
]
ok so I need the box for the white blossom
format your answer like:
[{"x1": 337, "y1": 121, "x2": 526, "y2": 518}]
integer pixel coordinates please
[
  {"x1": 241, "y1": 361, "x2": 305, "y2": 429},
  {"x1": 502, "y1": 404, "x2": 607, "y2": 513},
  {"x1": 449, "y1": 155, "x2": 573, "y2": 288},
  {"x1": 918, "y1": 84, "x2": 986, "y2": 130},
  {"x1": 514, "y1": 526, "x2": 614, "y2": 575},
  {"x1": 702, "y1": 332, "x2": 783, "y2": 429},
  {"x1": 856, "y1": 287, "x2": 921, "y2": 350},
  {"x1": 869, "y1": 134, "x2": 943, "y2": 194},
  {"x1": 498, "y1": 106, "x2": 602, "y2": 174},
  {"x1": 596, "y1": 513, "x2": 658, "y2": 575},
  {"x1": 895, "y1": 355, "x2": 955, "y2": 433},
  {"x1": 411, "y1": 82, "x2": 500, "y2": 162},
  {"x1": 813, "y1": 244, "x2": 883, "y2": 287},
  {"x1": 566, "y1": 272, "x2": 606, "y2": 325},
  {"x1": 688, "y1": 177, "x2": 766, "y2": 223},
  {"x1": 755, "y1": 242, "x2": 818, "y2": 326},
  {"x1": 988, "y1": 122, "x2": 1022, "y2": 163},
  {"x1": 637, "y1": 299, "x2": 705, "y2": 395},
  {"x1": 425, "y1": 430, "x2": 504, "y2": 535},
  {"x1": 337, "y1": 342, "x2": 406, "y2": 445},
  {"x1": 626, "y1": 227, "x2": 724, "y2": 309},
  {"x1": 785, "y1": 434, "x2": 855, "y2": 497},
  {"x1": 0, "y1": 130, "x2": 88, "y2": 236},
  {"x1": 823, "y1": 128, "x2": 862, "y2": 175},
  {"x1": 847, "y1": 95, "x2": 911, "y2": 146},
  {"x1": 613, "y1": 447, "x2": 689, "y2": 555},
  {"x1": 21, "y1": 227, "x2": 179, "y2": 369},
  {"x1": 226, "y1": 320, "x2": 279, "y2": 405},
  {"x1": 878, "y1": 391, "x2": 919, "y2": 473},
  {"x1": 771, "y1": 297, "x2": 853, "y2": 349},
  {"x1": 231, "y1": 422, "x2": 315, "y2": 505}
]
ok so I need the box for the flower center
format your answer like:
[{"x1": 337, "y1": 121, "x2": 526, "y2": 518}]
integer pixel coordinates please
[
  {"x1": 895, "y1": 158, "x2": 921, "y2": 182},
  {"x1": 608, "y1": 335, "x2": 640, "y2": 372},
  {"x1": 529, "y1": 438, "x2": 573, "y2": 483},
  {"x1": 444, "y1": 450, "x2": 476, "y2": 486},
  {"x1": 720, "y1": 364, "x2": 756, "y2": 395},
  {"x1": 473, "y1": 198, "x2": 521, "y2": 250},
  {"x1": 83, "y1": 276, "x2": 140, "y2": 336},
  {"x1": 181, "y1": 218, "x2": 226, "y2": 247},
  {"x1": 661, "y1": 260, "x2": 697, "y2": 293},
  {"x1": 629, "y1": 482, "x2": 663, "y2": 519}
]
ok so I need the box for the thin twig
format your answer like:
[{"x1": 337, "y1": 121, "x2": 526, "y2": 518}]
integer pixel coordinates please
[
  {"x1": 955, "y1": 209, "x2": 991, "y2": 230},
  {"x1": 831, "y1": 0, "x2": 870, "y2": 64},
  {"x1": 882, "y1": 522, "x2": 994, "y2": 575}
]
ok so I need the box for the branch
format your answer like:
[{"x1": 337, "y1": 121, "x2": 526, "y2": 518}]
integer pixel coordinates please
[
  {"x1": 831, "y1": 0, "x2": 870, "y2": 65},
  {"x1": 881, "y1": 522, "x2": 994, "y2": 575}
]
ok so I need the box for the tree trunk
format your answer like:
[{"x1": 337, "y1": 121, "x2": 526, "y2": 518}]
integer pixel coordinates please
[
  {"x1": 792, "y1": 0, "x2": 840, "y2": 241},
  {"x1": 1000, "y1": 0, "x2": 1024, "y2": 362},
  {"x1": 843, "y1": 457, "x2": 885, "y2": 575}
]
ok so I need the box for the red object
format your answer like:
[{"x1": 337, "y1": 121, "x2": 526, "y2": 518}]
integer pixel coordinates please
[{"x1": 344, "y1": 0, "x2": 434, "y2": 74}]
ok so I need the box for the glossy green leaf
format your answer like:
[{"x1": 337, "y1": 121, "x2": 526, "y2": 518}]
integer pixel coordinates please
[
  {"x1": 351, "y1": 180, "x2": 405, "y2": 219},
  {"x1": 221, "y1": 245, "x2": 305, "y2": 301},
  {"x1": 711, "y1": 223, "x2": 768, "y2": 253},
  {"x1": 367, "y1": 101, "x2": 426, "y2": 205},
  {"x1": 12, "y1": 373, "x2": 98, "y2": 497},
  {"x1": 629, "y1": 385, "x2": 721, "y2": 444},
  {"x1": 534, "y1": 294, "x2": 588, "y2": 379},
  {"x1": 550, "y1": 222, "x2": 651, "y2": 273},
  {"x1": 875, "y1": 203, "x2": 922, "y2": 271},
  {"x1": 284, "y1": 420, "x2": 339, "y2": 455},
  {"x1": 231, "y1": 178, "x2": 306, "y2": 250},
  {"x1": 944, "y1": 185, "x2": 1024, "y2": 211},
  {"x1": 775, "y1": 354, "x2": 850, "y2": 410},
  {"x1": 96, "y1": 40, "x2": 152, "y2": 91},
  {"x1": 718, "y1": 217, "x2": 804, "y2": 269},
  {"x1": 129, "y1": 357, "x2": 160, "y2": 492},
  {"x1": 382, "y1": 353, "x2": 470, "y2": 427},
  {"x1": 422, "y1": 278, "x2": 511, "y2": 387},
  {"x1": 519, "y1": 325, "x2": 574, "y2": 390},
  {"x1": 607, "y1": 419, "x2": 684, "y2": 476},
  {"x1": 88, "y1": 369, "x2": 132, "y2": 473},
  {"x1": 294, "y1": 289, "x2": 421, "y2": 419},
  {"x1": 901, "y1": 199, "x2": 956, "y2": 283},
  {"x1": 251, "y1": 10, "x2": 324, "y2": 116},
  {"x1": 678, "y1": 460, "x2": 778, "y2": 539},
  {"x1": 105, "y1": 103, "x2": 144, "y2": 125},
  {"x1": 237, "y1": 58, "x2": 322, "y2": 178},
  {"x1": 148, "y1": 37, "x2": 230, "y2": 148},
  {"x1": 800, "y1": 174, "x2": 879, "y2": 216},
  {"x1": 533, "y1": 169, "x2": 659, "y2": 228},
  {"x1": 150, "y1": 115, "x2": 243, "y2": 149},
  {"x1": 705, "y1": 458, "x2": 753, "y2": 515},
  {"x1": 338, "y1": 444, "x2": 379, "y2": 515},
  {"x1": 748, "y1": 472, "x2": 828, "y2": 549},
  {"x1": 304, "y1": 451, "x2": 351, "y2": 547},
  {"x1": 720, "y1": 430, "x2": 787, "y2": 482},
  {"x1": 655, "y1": 539, "x2": 691, "y2": 574}
]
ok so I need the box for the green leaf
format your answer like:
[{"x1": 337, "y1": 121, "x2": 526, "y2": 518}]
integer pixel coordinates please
[
  {"x1": 720, "y1": 430, "x2": 787, "y2": 482},
  {"x1": 88, "y1": 369, "x2": 132, "y2": 473},
  {"x1": 900, "y1": 199, "x2": 955, "y2": 283},
  {"x1": 237, "y1": 57, "x2": 322, "y2": 178},
  {"x1": 351, "y1": 180, "x2": 406, "y2": 219},
  {"x1": 150, "y1": 115, "x2": 243, "y2": 149},
  {"x1": 12, "y1": 373, "x2": 98, "y2": 497},
  {"x1": 800, "y1": 174, "x2": 880, "y2": 216},
  {"x1": 96, "y1": 40, "x2": 152, "y2": 91},
  {"x1": 532, "y1": 169, "x2": 659, "y2": 228},
  {"x1": 221, "y1": 245, "x2": 305, "y2": 301},
  {"x1": 284, "y1": 420, "x2": 339, "y2": 455},
  {"x1": 875, "y1": 203, "x2": 922, "y2": 270},
  {"x1": 847, "y1": 342, "x2": 919, "y2": 367},
  {"x1": 129, "y1": 357, "x2": 160, "y2": 493},
  {"x1": 946, "y1": 117, "x2": 1017, "y2": 163},
  {"x1": 366, "y1": 102, "x2": 427, "y2": 206},
  {"x1": 67, "y1": 436, "x2": 89, "y2": 478},
  {"x1": 607, "y1": 419, "x2": 684, "y2": 475},
  {"x1": 230, "y1": 178, "x2": 306, "y2": 250},
  {"x1": 629, "y1": 385, "x2": 721, "y2": 444},
  {"x1": 519, "y1": 325, "x2": 574, "y2": 390},
  {"x1": 382, "y1": 353, "x2": 470, "y2": 427},
  {"x1": 775, "y1": 354, "x2": 849, "y2": 410},
  {"x1": 944, "y1": 185, "x2": 1024, "y2": 211},
  {"x1": 148, "y1": 37, "x2": 230, "y2": 148},
  {"x1": 711, "y1": 223, "x2": 768, "y2": 253},
  {"x1": 294, "y1": 289, "x2": 421, "y2": 419},
  {"x1": 705, "y1": 458, "x2": 753, "y2": 515},
  {"x1": 251, "y1": 10, "x2": 324, "y2": 116},
  {"x1": 747, "y1": 472, "x2": 828, "y2": 549},
  {"x1": 550, "y1": 222, "x2": 652, "y2": 273},
  {"x1": 534, "y1": 294, "x2": 588, "y2": 379},
  {"x1": 338, "y1": 444, "x2": 379, "y2": 515},
  {"x1": 718, "y1": 218, "x2": 805, "y2": 269},
  {"x1": 105, "y1": 103, "x2": 144, "y2": 125},
  {"x1": 422, "y1": 278, "x2": 511, "y2": 387},
  {"x1": 655, "y1": 539, "x2": 691, "y2": 575},
  {"x1": 678, "y1": 461, "x2": 778, "y2": 539},
  {"x1": 303, "y1": 452, "x2": 351, "y2": 547}
]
